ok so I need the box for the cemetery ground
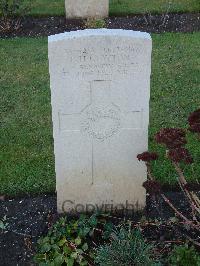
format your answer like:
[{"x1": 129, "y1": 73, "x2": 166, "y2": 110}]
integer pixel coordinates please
[
  {"x1": 22, "y1": 0, "x2": 200, "y2": 16},
  {"x1": 0, "y1": 13, "x2": 200, "y2": 38},
  {"x1": 0, "y1": 31, "x2": 200, "y2": 265},
  {"x1": 0, "y1": 3, "x2": 200, "y2": 266}
]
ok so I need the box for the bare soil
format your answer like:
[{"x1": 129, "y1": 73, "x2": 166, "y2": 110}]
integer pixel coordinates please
[{"x1": 0, "y1": 13, "x2": 199, "y2": 38}]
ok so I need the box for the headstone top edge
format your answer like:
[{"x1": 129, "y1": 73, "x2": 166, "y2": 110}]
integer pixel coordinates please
[{"x1": 48, "y1": 29, "x2": 151, "y2": 43}]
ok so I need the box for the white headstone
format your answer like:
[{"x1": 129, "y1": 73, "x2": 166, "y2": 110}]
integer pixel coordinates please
[
  {"x1": 48, "y1": 29, "x2": 152, "y2": 213},
  {"x1": 65, "y1": 0, "x2": 109, "y2": 19}
]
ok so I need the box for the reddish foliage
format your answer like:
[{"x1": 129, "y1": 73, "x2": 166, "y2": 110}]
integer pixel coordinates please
[
  {"x1": 155, "y1": 128, "x2": 187, "y2": 149},
  {"x1": 184, "y1": 183, "x2": 198, "y2": 191},
  {"x1": 188, "y1": 109, "x2": 200, "y2": 134},
  {"x1": 137, "y1": 152, "x2": 158, "y2": 162},
  {"x1": 168, "y1": 147, "x2": 193, "y2": 164},
  {"x1": 143, "y1": 180, "x2": 162, "y2": 195}
]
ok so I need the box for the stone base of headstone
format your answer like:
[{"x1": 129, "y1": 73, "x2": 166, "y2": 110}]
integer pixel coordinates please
[{"x1": 65, "y1": 0, "x2": 109, "y2": 19}]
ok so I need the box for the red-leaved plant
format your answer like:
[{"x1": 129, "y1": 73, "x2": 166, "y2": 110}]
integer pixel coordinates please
[{"x1": 137, "y1": 109, "x2": 200, "y2": 243}]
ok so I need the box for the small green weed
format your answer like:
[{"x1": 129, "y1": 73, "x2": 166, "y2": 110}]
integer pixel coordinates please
[
  {"x1": 0, "y1": 215, "x2": 9, "y2": 230},
  {"x1": 95, "y1": 225, "x2": 160, "y2": 266},
  {"x1": 169, "y1": 244, "x2": 200, "y2": 266},
  {"x1": 85, "y1": 18, "x2": 106, "y2": 29}
]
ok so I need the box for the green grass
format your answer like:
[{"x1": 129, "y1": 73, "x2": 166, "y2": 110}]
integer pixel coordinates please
[
  {"x1": 0, "y1": 37, "x2": 55, "y2": 196},
  {"x1": 110, "y1": 0, "x2": 200, "y2": 16},
  {"x1": 0, "y1": 32, "x2": 200, "y2": 195},
  {"x1": 150, "y1": 33, "x2": 200, "y2": 185},
  {"x1": 23, "y1": 0, "x2": 200, "y2": 16}
]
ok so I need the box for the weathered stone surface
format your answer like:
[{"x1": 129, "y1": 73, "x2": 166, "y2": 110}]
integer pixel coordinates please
[
  {"x1": 48, "y1": 29, "x2": 152, "y2": 213},
  {"x1": 65, "y1": 0, "x2": 109, "y2": 19}
]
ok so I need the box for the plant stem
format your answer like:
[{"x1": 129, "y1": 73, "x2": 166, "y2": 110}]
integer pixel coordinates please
[{"x1": 161, "y1": 193, "x2": 200, "y2": 230}]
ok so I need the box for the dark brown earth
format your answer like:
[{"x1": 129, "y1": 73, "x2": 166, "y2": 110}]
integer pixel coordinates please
[
  {"x1": 0, "y1": 192, "x2": 199, "y2": 265},
  {"x1": 0, "y1": 12, "x2": 199, "y2": 38},
  {"x1": 0, "y1": 195, "x2": 57, "y2": 266}
]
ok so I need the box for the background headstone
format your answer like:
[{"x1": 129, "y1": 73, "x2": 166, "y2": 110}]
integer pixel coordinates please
[
  {"x1": 65, "y1": 0, "x2": 109, "y2": 19},
  {"x1": 48, "y1": 29, "x2": 152, "y2": 213}
]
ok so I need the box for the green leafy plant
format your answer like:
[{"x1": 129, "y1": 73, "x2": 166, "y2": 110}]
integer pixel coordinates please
[
  {"x1": 0, "y1": 0, "x2": 30, "y2": 32},
  {"x1": 34, "y1": 213, "x2": 109, "y2": 265},
  {"x1": 85, "y1": 18, "x2": 106, "y2": 29},
  {"x1": 0, "y1": 215, "x2": 9, "y2": 230},
  {"x1": 34, "y1": 215, "x2": 95, "y2": 265},
  {"x1": 169, "y1": 244, "x2": 200, "y2": 266},
  {"x1": 78, "y1": 213, "x2": 98, "y2": 237},
  {"x1": 95, "y1": 225, "x2": 160, "y2": 266},
  {"x1": 35, "y1": 213, "x2": 137, "y2": 265}
]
